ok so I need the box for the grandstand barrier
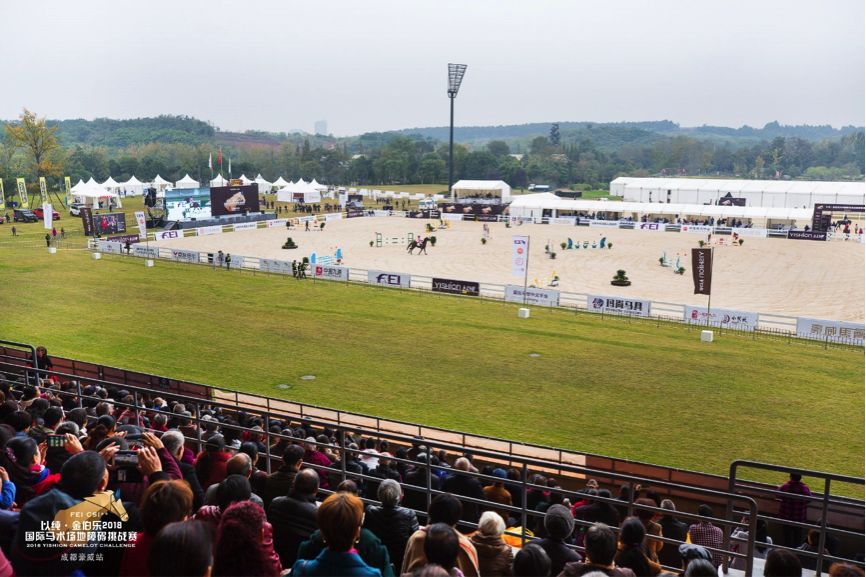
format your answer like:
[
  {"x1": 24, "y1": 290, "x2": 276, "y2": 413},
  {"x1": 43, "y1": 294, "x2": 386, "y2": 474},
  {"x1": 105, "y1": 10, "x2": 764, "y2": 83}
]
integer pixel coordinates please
[
  {"x1": 87, "y1": 239, "x2": 865, "y2": 348},
  {"x1": 0, "y1": 339, "x2": 862, "y2": 576}
]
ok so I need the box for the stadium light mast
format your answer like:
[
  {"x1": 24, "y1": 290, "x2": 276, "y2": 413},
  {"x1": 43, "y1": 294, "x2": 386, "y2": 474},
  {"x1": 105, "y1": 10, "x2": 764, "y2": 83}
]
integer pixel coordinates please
[{"x1": 447, "y1": 63, "x2": 467, "y2": 202}]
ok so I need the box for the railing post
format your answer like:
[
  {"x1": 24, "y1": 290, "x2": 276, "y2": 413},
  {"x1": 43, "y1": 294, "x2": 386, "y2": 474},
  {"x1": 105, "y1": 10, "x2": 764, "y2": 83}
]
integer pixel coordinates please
[
  {"x1": 521, "y1": 463, "x2": 528, "y2": 547},
  {"x1": 264, "y1": 413, "x2": 272, "y2": 475},
  {"x1": 76, "y1": 379, "x2": 83, "y2": 409},
  {"x1": 194, "y1": 404, "x2": 203, "y2": 454},
  {"x1": 426, "y1": 449, "x2": 433, "y2": 513},
  {"x1": 816, "y1": 478, "x2": 831, "y2": 577},
  {"x1": 340, "y1": 429, "x2": 347, "y2": 485}
]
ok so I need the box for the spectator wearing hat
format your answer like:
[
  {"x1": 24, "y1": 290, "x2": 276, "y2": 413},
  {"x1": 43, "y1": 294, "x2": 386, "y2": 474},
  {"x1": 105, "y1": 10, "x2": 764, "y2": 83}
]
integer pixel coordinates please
[
  {"x1": 535, "y1": 504, "x2": 582, "y2": 576},
  {"x1": 559, "y1": 523, "x2": 636, "y2": 577},
  {"x1": 364, "y1": 479, "x2": 419, "y2": 570},
  {"x1": 470, "y1": 511, "x2": 514, "y2": 576},
  {"x1": 269, "y1": 468, "x2": 321, "y2": 567},
  {"x1": 195, "y1": 435, "x2": 232, "y2": 488},
  {"x1": 303, "y1": 436, "x2": 333, "y2": 489},
  {"x1": 688, "y1": 505, "x2": 724, "y2": 568},
  {"x1": 483, "y1": 468, "x2": 513, "y2": 524},
  {"x1": 402, "y1": 493, "x2": 480, "y2": 576}
]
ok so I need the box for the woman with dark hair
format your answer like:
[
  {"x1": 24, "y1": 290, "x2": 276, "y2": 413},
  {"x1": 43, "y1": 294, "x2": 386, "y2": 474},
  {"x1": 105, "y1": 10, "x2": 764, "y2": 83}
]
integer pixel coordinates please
[
  {"x1": 634, "y1": 497, "x2": 664, "y2": 564},
  {"x1": 194, "y1": 474, "x2": 251, "y2": 530},
  {"x1": 763, "y1": 548, "x2": 802, "y2": 577},
  {"x1": 512, "y1": 543, "x2": 551, "y2": 577},
  {"x1": 213, "y1": 501, "x2": 281, "y2": 577},
  {"x1": 424, "y1": 523, "x2": 460, "y2": 575},
  {"x1": 615, "y1": 517, "x2": 659, "y2": 576},
  {"x1": 149, "y1": 521, "x2": 213, "y2": 577},
  {"x1": 120, "y1": 480, "x2": 193, "y2": 576},
  {"x1": 291, "y1": 493, "x2": 382, "y2": 576},
  {"x1": 0, "y1": 436, "x2": 49, "y2": 506}
]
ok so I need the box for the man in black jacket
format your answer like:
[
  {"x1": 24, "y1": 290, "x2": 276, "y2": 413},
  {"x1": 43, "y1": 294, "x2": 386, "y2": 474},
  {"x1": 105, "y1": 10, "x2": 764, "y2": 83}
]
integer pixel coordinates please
[
  {"x1": 262, "y1": 444, "x2": 304, "y2": 509},
  {"x1": 268, "y1": 467, "x2": 319, "y2": 567},
  {"x1": 402, "y1": 454, "x2": 440, "y2": 524},
  {"x1": 161, "y1": 429, "x2": 205, "y2": 510},
  {"x1": 364, "y1": 479, "x2": 419, "y2": 570},
  {"x1": 573, "y1": 489, "x2": 621, "y2": 529},
  {"x1": 657, "y1": 499, "x2": 689, "y2": 570}
]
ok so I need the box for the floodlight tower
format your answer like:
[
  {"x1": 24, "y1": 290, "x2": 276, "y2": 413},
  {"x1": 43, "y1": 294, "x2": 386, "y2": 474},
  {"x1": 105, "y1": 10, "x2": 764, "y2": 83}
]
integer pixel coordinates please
[{"x1": 447, "y1": 63, "x2": 467, "y2": 201}]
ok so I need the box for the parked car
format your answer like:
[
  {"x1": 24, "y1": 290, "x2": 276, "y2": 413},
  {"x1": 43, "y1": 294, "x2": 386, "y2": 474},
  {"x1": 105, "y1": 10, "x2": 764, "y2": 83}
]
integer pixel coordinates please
[
  {"x1": 13, "y1": 209, "x2": 38, "y2": 223},
  {"x1": 32, "y1": 207, "x2": 61, "y2": 220},
  {"x1": 69, "y1": 202, "x2": 85, "y2": 216}
]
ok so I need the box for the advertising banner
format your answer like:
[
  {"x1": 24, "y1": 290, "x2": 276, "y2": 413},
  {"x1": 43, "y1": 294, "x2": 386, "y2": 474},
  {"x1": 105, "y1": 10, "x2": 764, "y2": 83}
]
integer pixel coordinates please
[
  {"x1": 38, "y1": 177, "x2": 48, "y2": 203},
  {"x1": 587, "y1": 295, "x2": 651, "y2": 317},
  {"x1": 638, "y1": 222, "x2": 665, "y2": 232},
  {"x1": 197, "y1": 225, "x2": 223, "y2": 236},
  {"x1": 684, "y1": 306, "x2": 759, "y2": 330},
  {"x1": 682, "y1": 224, "x2": 713, "y2": 234},
  {"x1": 267, "y1": 219, "x2": 288, "y2": 228},
  {"x1": 297, "y1": 215, "x2": 317, "y2": 223},
  {"x1": 93, "y1": 212, "x2": 126, "y2": 235},
  {"x1": 210, "y1": 184, "x2": 260, "y2": 217},
  {"x1": 589, "y1": 220, "x2": 620, "y2": 228},
  {"x1": 796, "y1": 317, "x2": 865, "y2": 342},
  {"x1": 432, "y1": 277, "x2": 480, "y2": 297},
  {"x1": 260, "y1": 258, "x2": 294, "y2": 275},
  {"x1": 787, "y1": 230, "x2": 827, "y2": 241},
  {"x1": 133, "y1": 245, "x2": 160, "y2": 259},
  {"x1": 368, "y1": 270, "x2": 411, "y2": 288},
  {"x1": 505, "y1": 285, "x2": 560, "y2": 307},
  {"x1": 324, "y1": 212, "x2": 343, "y2": 222},
  {"x1": 227, "y1": 255, "x2": 245, "y2": 270},
  {"x1": 0, "y1": 179, "x2": 4, "y2": 211},
  {"x1": 512, "y1": 236, "x2": 529, "y2": 277},
  {"x1": 107, "y1": 234, "x2": 141, "y2": 245},
  {"x1": 313, "y1": 264, "x2": 349, "y2": 281},
  {"x1": 80, "y1": 207, "x2": 94, "y2": 236},
  {"x1": 96, "y1": 240, "x2": 122, "y2": 254},
  {"x1": 232, "y1": 222, "x2": 258, "y2": 232},
  {"x1": 43, "y1": 203, "x2": 53, "y2": 229},
  {"x1": 134, "y1": 211, "x2": 147, "y2": 238},
  {"x1": 441, "y1": 213, "x2": 463, "y2": 221},
  {"x1": 64, "y1": 176, "x2": 71, "y2": 203},
  {"x1": 550, "y1": 217, "x2": 577, "y2": 226},
  {"x1": 691, "y1": 248, "x2": 713, "y2": 295},
  {"x1": 731, "y1": 227, "x2": 767, "y2": 238},
  {"x1": 346, "y1": 210, "x2": 365, "y2": 218},
  {"x1": 154, "y1": 229, "x2": 183, "y2": 241},
  {"x1": 16, "y1": 178, "x2": 28, "y2": 208},
  {"x1": 171, "y1": 249, "x2": 200, "y2": 263}
]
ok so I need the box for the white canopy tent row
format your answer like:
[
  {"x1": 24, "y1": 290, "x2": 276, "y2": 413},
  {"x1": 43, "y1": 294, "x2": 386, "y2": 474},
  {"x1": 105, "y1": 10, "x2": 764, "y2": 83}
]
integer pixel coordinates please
[
  {"x1": 309, "y1": 179, "x2": 327, "y2": 192},
  {"x1": 254, "y1": 174, "x2": 273, "y2": 194},
  {"x1": 507, "y1": 192, "x2": 812, "y2": 226},
  {"x1": 122, "y1": 176, "x2": 147, "y2": 196},
  {"x1": 273, "y1": 176, "x2": 290, "y2": 188},
  {"x1": 175, "y1": 174, "x2": 200, "y2": 189},
  {"x1": 238, "y1": 174, "x2": 254, "y2": 186},
  {"x1": 71, "y1": 178, "x2": 122, "y2": 209},
  {"x1": 102, "y1": 176, "x2": 121, "y2": 190},
  {"x1": 451, "y1": 180, "x2": 512, "y2": 204},
  {"x1": 151, "y1": 175, "x2": 172, "y2": 195},
  {"x1": 276, "y1": 180, "x2": 322, "y2": 203}
]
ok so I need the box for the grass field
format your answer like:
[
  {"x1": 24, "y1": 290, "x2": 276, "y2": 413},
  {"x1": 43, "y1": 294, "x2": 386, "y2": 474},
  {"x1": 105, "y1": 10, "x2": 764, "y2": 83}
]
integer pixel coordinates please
[{"x1": 1, "y1": 242, "x2": 862, "y2": 490}]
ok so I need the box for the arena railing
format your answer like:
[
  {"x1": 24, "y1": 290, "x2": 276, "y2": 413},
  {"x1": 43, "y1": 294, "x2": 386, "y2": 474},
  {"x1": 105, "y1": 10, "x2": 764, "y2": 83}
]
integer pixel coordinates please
[
  {"x1": 3, "y1": 351, "x2": 864, "y2": 574},
  {"x1": 86, "y1": 239, "x2": 865, "y2": 348},
  {"x1": 0, "y1": 358, "x2": 765, "y2": 575}
]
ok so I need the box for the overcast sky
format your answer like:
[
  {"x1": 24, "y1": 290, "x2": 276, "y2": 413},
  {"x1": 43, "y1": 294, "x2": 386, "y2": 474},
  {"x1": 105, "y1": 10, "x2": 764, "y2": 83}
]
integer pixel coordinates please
[{"x1": 1, "y1": 0, "x2": 863, "y2": 136}]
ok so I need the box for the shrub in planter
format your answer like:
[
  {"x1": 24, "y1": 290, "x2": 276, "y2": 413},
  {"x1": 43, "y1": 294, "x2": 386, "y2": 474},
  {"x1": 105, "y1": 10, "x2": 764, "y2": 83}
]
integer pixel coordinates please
[
  {"x1": 282, "y1": 237, "x2": 298, "y2": 249},
  {"x1": 429, "y1": 236, "x2": 437, "y2": 246},
  {"x1": 560, "y1": 242, "x2": 567, "y2": 250},
  {"x1": 549, "y1": 252, "x2": 557, "y2": 259},
  {"x1": 738, "y1": 238, "x2": 744, "y2": 246},
  {"x1": 607, "y1": 242, "x2": 613, "y2": 249},
  {"x1": 698, "y1": 240, "x2": 705, "y2": 247},
  {"x1": 369, "y1": 240, "x2": 374, "y2": 247},
  {"x1": 677, "y1": 266, "x2": 686, "y2": 275},
  {"x1": 302, "y1": 256, "x2": 309, "y2": 265},
  {"x1": 610, "y1": 269, "x2": 631, "y2": 286},
  {"x1": 481, "y1": 237, "x2": 487, "y2": 245},
  {"x1": 659, "y1": 256, "x2": 665, "y2": 265}
]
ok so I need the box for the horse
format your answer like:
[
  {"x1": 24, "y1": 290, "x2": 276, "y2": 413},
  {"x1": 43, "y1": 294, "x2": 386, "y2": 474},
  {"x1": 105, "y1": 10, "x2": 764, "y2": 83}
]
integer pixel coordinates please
[{"x1": 407, "y1": 237, "x2": 430, "y2": 254}]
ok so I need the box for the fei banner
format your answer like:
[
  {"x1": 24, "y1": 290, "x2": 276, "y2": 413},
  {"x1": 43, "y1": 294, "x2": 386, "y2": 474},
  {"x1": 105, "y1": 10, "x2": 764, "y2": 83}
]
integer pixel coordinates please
[
  {"x1": 134, "y1": 211, "x2": 147, "y2": 238},
  {"x1": 368, "y1": 270, "x2": 411, "y2": 288},
  {"x1": 16, "y1": 178, "x2": 28, "y2": 208},
  {"x1": 587, "y1": 295, "x2": 651, "y2": 317},
  {"x1": 154, "y1": 229, "x2": 183, "y2": 241},
  {"x1": 38, "y1": 177, "x2": 48, "y2": 203},
  {"x1": 43, "y1": 203, "x2": 53, "y2": 229},
  {"x1": 638, "y1": 223, "x2": 665, "y2": 232},
  {"x1": 796, "y1": 317, "x2": 865, "y2": 342},
  {"x1": 505, "y1": 285, "x2": 560, "y2": 307},
  {"x1": 512, "y1": 236, "x2": 528, "y2": 277},
  {"x1": 684, "y1": 306, "x2": 759, "y2": 331},
  {"x1": 691, "y1": 248, "x2": 712, "y2": 295}
]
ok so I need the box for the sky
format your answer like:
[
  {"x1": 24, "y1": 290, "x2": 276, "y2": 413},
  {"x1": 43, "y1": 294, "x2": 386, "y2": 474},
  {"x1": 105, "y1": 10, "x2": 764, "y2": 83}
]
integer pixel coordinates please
[{"x1": 0, "y1": 0, "x2": 863, "y2": 136}]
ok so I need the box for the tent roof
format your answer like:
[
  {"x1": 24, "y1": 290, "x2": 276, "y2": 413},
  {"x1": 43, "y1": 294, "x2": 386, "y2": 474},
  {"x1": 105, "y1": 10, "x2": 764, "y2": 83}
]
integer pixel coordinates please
[
  {"x1": 239, "y1": 174, "x2": 253, "y2": 184},
  {"x1": 210, "y1": 173, "x2": 229, "y2": 185},
  {"x1": 273, "y1": 176, "x2": 289, "y2": 187},
  {"x1": 152, "y1": 175, "x2": 170, "y2": 185},
  {"x1": 254, "y1": 175, "x2": 272, "y2": 185},
  {"x1": 102, "y1": 177, "x2": 120, "y2": 187},
  {"x1": 124, "y1": 175, "x2": 144, "y2": 186},
  {"x1": 452, "y1": 180, "x2": 511, "y2": 190},
  {"x1": 508, "y1": 192, "x2": 813, "y2": 220},
  {"x1": 277, "y1": 181, "x2": 321, "y2": 194},
  {"x1": 175, "y1": 174, "x2": 199, "y2": 185},
  {"x1": 611, "y1": 176, "x2": 865, "y2": 197}
]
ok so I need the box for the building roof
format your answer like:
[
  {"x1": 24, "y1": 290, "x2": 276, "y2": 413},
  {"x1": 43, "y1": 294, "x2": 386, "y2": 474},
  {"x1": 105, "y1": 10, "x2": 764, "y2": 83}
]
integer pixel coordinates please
[{"x1": 611, "y1": 177, "x2": 865, "y2": 196}]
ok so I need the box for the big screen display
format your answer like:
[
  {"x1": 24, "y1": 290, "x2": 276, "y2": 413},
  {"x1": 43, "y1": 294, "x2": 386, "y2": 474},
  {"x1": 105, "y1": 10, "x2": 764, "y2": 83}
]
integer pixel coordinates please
[
  {"x1": 164, "y1": 187, "x2": 212, "y2": 221},
  {"x1": 92, "y1": 212, "x2": 126, "y2": 235},
  {"x1": 210, "y1": 185, "x2": 260, "y2": 217}
]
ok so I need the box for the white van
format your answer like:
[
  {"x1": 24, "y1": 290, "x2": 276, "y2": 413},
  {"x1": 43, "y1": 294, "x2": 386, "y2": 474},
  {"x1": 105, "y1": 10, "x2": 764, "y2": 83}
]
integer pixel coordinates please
[{"x1": 418, "y1": 198, "x2": 437, "y2": 210}]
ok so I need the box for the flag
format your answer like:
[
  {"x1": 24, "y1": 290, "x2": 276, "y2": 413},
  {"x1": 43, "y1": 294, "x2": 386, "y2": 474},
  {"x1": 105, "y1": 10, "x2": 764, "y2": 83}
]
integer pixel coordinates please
[
  {"x1": 64, "y1": 176, "x2": 71, "y2": 205},
  {"x1": 691, "y1": 248, "x2": 713, "y2": 295},
  {"x1": 228, "y1": 158, "x2": 231, "y2": 175},
  {"x1": 0, "y1": 179, "x2": 5, "y2": 211},
  {"x1": 39, "y1": 177, "x2": 48, "y2": 203},
  {"x1": 512, "y1": 235, "x2": 529, "y2": 277},
  {"x1": 16, "y1": 178, "x2": 29, "y2": 208},
  {"x1": 208, "y1": 153, "x2": 213, "y2": 170}
]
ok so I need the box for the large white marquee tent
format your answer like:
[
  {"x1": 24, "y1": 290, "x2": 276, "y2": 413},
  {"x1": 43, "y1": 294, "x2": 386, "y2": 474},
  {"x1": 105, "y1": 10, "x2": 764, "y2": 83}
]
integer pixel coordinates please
[
  {"x1": 175, "y1": 174, "x2": 200, "y2": 189},
  {"x1": 451, "y1": 180, "x2": 512, "y2": 203},
  {"x1": 276, "y1": 180, "x2": 322, "y2": 203},
  {"x1": 71, "y1": 178, "x2": 122, "y2": 208}
]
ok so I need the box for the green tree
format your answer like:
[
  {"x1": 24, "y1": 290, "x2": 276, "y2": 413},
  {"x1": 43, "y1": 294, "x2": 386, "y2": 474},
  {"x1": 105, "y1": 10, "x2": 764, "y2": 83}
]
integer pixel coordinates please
[
  {"x1": 549, "y1": 123, "x2": 560, "y2": 147},
  {"x1": 5, "y1": 108, "x2": 61, "y2": 178},
  {"x1": 486, "y1": 140, "x2": 511, "y2": 157}
]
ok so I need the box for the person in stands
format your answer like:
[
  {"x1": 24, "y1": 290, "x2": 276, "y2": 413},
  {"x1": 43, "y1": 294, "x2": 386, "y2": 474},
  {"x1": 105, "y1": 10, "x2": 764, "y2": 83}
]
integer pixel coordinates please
[
  {"x1": 778, "y1": 473, "x2": 812, "y2": 547},
  {"x1": 213, "y1": 500, "x2": 281, "y2": 577},
  {"x1": 470, "y1": 511, "x2": 514, "y2": 576},
  {"x1": 535, "y1": 504, "x2": 582, "y2": 575},
  {"x1": 290, "y1": 492, "x2": 382, "y2": 577},
  {"x1": 269, "y1": 467, "x2": 320, "y2": 567},
  {"x1": 763, "y1": 548, "x2": 802, "y2": 577},
  {"x1": 559, "y1": 522, "x2": 636, "y2": 577},
  {"x1": 364, "y1": 478, "x2": 419, "y2": 570},
  {"x1": 657, "y1": 499, "x2": 689, "y2": 569},
  {"x1": 402, "y1": 493, "x2": 480, "y2": 576},
  {"x1": 615, "y1": 517, "x2": 660, "y2": 576},
  {"x1": 149, "y1": 521, "x2": 213, "y2": 577},
  {"x1": 688, "y1": 505, "x2": 724, "y2": 568},
  {"x1": 262, "y1": 443, "x2": 304, "y2": 509},
  {"x1": 195, "y1": 435, "x2": 232, "y2": 488},
  {"x1": 512, "y1": 543, "x2": 551, "y2": 577}
]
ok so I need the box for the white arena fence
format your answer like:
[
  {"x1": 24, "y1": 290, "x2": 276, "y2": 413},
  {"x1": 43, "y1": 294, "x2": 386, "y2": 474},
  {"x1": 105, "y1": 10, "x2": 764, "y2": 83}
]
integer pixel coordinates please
[{"x1": 89, "y1": 218, "x2": 865, "y2": 348}]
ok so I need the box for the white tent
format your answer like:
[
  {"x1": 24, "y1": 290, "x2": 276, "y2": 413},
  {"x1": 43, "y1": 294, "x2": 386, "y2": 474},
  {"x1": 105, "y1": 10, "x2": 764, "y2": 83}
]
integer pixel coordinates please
[
  {"x1": 276, "y1": 180, "x2": 322, "y2": 203},
  {"x1": 210, "y1": 173, "x2": 229, "y2": 187},
  {"x1": 273, "y1": 176, "x2": 289, "y2": 188},
  {"x1": 72, "y1": 180, "x2": 122, "y2": 209},
  {"x1": 70, "y1": 179, "x2": 86, "y2": 194},
  {"x1": 121, "y1": 175, "x2": 147, "y2": 196},
  {"x1": 238, "y1": 174, "x2": 254, "y2": 186},
  {"x1": 254, "y1": 174, "x2": 273, "y2": 194},
  {"x1": 451, "y1": 180, "x2": 512, "y2": 203},
  {"x1": 309, "y1": 179, "x2": 328, "y2": 192},
  {"x1": 151, "y1": 175, "x2": 171, "y2": 190},
  {"x1": 102, "y1": 177, "x2": 121, "y2": 191},
  {"x1": 175, "y1": 174, "x2": 200, "y2": 189}
]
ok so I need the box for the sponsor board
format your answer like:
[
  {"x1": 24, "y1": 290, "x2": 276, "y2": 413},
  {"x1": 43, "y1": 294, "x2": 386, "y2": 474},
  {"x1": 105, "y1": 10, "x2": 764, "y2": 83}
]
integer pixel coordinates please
[
  {"x1": 43, "y1": 203, "x2": 53, "y2": 229},
  {"x1": 197, "y1": 225, "x2": 223, "y2": 236},
  {"x1": 227, "y1": 255, "x2": 245, "y2": 269},
  {"x1": 638, "y1": 222, "x2": 665, "y2": 232},
  {"x1": 233, "y1": 222, "x2": 258, "y2": 232},
  {"x1": 589, "y1": 220, "x2": 620, "y2": 228},
  {"x1": 587, "y1": 295, "x2": 651, "y2": 317},
  {"x1": 368, "y1": 270, "x2": 411, "y2": 288},
  {"x1": 93, "y1": 212, "x2": 126, "y2": 234},
  {"x1": 796, "y1": 317, "x2": 865, "y2": 342},
  {"x1": 171, "y1": 249, "x2": 200, "y2": 263},
  {"x1": 345, "y1": 210, "x2": 365, "y2": 218},
  {"x1": 107, "y1": 234, "x2": 142, "y2": 244},
  {"x1": 787, "y1": 230, "x2": 827, "y2": 241},
  {"x1": 731, "y1": 227, "x2": 767, "y2": 237},
  {"x1": 550, "y1": 217, "x2": 577, "y2": 226},
  {"x1": 297, "y1": 215, "x2": 317, "y2": 223},
  {"x1": 691, "y1": 248, "x2": 713, "y2": 295},
  {"x1": 324, "y1": 212, "x2": 343, "y2": 222},
  {"x1": 267, "y1": 218, "x2": 288, "y2": 228},
  {"x1": 681, "y1": 224, "x2": 713, "y2": 234},
  {"x1": 432, "y1": 277, "x2": 480, "y2": 296},
  {"x1": 134, "y1": 210, "x2": 147, "y2": 237},
  {"x1": 80, "y1": 207, "x2": 94, "y2": 236},
  {"x1": 440, "y1": 213, "x2": 463, "y2": 221},
  {"x1": 505, "y1": 285, "x2": 560, "y2": 307},
  {"x1": 684, "y1": 306, "x2": 758, "y2": 331},
  {"x1": 313, "y1": 264, "x2": 349, "y2": 281},
  {"x1": 133, "y1": 245, "x2": 160, "y2": 259},
  {"x1": 259, "y1": 258, "x2": 294, "y2": 275},
  {"x1": 95, "y1": 240, "x2": 123, "y2": 254},
  {"x1": 511, "y1": 236, "x2": 528, "y2": 277},
  {"x1": 154, "y1": 229, "x2": 183, "y2": 241}
]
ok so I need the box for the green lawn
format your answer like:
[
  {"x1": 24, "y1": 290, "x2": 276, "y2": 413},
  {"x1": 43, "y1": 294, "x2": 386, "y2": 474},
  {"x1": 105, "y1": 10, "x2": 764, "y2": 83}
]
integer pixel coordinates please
[{"x1": 0, "y1": 243, "x2": 862, "y2": 491}]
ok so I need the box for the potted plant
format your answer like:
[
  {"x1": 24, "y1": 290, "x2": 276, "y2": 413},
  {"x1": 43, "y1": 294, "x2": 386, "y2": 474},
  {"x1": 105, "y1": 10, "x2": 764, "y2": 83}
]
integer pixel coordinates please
[
  {"x1": 698, "y1": 240, "x2": 705, "y2": 247},
  {"x1": 429, "y1": 236, "x2": 437, "y2": 246},
  {"x1": 560, "y1": 242, "x2": 567, "y2": 250},
  {"x1": 481, "y1": 237, "x2": 487, "y2": 245},
  {"x1": 659, "y1": 256, "x2": 666, "y2": 266},
  {"x1": 607, "y1": 242, "x2": 613, "y2": 249},
  {"x1": 549, "y1": 251, "x2": 557, "y2": 259},
  {"x1": 610, "y1": 269, "x2": 631, "y2": 286},
  {"x1": 369, "y1": 240, "x2": 374, "y2": 247},
  {"x1": 282, "y1": 237, "x2": 298, "y2": 249},
  {"x1": 677, "y1": 266, "x2": 686, "y2": 275},
  {"x1": 738, "y1": 238, "x2": 744, "y2": 246}
]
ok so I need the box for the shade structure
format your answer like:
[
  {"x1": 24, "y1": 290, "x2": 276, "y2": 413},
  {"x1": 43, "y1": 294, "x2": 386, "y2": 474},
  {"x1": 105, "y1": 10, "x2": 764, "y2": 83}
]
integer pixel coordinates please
[
  {"x1": 273, "y1": 176, "x2": 289, "y2": 187},
  {"x1": 210, "y1": 173, "x2": 229, "y2": 187},
  {"x1": 175, "y1": 174, "x2": 200, "y2": 189},
  {"x1": 254, "y1": 174, "x2": 273, "y2": 194},
  {"x1": 451, "y1": 180, "x2": 512, "y2": 202},
  {"x1": 276, "y1": 180, "x2": 322, "y2": 203},
  {"x1": 121, "y1": 175, "x2": 147, "y2": 196}
]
